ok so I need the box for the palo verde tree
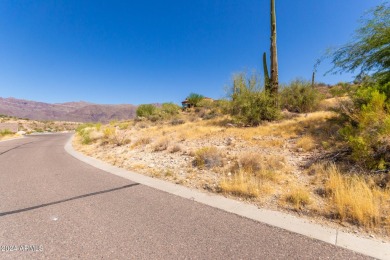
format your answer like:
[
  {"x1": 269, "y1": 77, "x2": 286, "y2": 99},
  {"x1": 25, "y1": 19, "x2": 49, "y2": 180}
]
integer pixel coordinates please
[
  {"x1": 329, "y1": 2, "x2": 390, "y2": 84},
  {"x1": 263, "y1": 0, "x2": 279, "y2": 95},
  {"x1": 186, "y1": 93, "x2": 205, "y2": 107},
  {"x1": 329, "y1": 2, "x2": 390, "y2": 170}
]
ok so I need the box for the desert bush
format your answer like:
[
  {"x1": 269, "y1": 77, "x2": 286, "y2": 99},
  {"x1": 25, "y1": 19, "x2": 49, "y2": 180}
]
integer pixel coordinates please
[
  {"x1": 232, "y1": 153, "x2": 287, "y2": 179},
  {"x1": 197, "y1": 99, "x2": 214, "y2": 109},
  {"x1": 329, "y1": 82, "x2": 358, "y2": 97},
  {"x1": 170, "y1": 118, "x2": 185, "y2": 125},
  {"x1": 136, "y1": 104, "x2": 158, "y2": 118},
  {"x1": 76, "y1": 123, "x2": 97, "y2": 133},
  {"x1": 101, "y1": 126, "x2": 130, "y2": 146},
  {"x1": 79, "y1": 128, "x2": 92, "y2": 145},
  {"x1": 186, "y1": 93, "x2": 205, "y2": 108},
  {"x1": 280, "y1": 79, "x2": 323, "y2": 113},
  {"x1": 132, "y1": 137, "x2": 151, "y2": 148},
  {"x1": 161, "y1": 102, "x2": 181, "y2": 116},
  {"x1": 229, "y1": 73, "x2": 280, "y2": 126},
  {"x1": 0, "y1": 129, "x2": 13, "y2": 136},
  {"x1": 193, "y1": 147, "x2": 222, "y2": 169},
  {"x1": 76, "y1": 123, "x2": 100, "y2": 145},
  {"x1": 112, "y1": 131, "x2": 131, "y2": 146},
  {"x1": 118, "y1": 122, "x2": 130, "y2": 130},
  {"x1": 214, "y1": 99, "x2": 232, "y2": 115},
  {"x1": 169, "y1": 144, "x2": 182, "y2": 153},
  {"x1": 103, "y1": 127, "x2": 115, "y2": 140},
  {"x1": 339, "y1": 86, "x2": 390, "y2": 170},
  {"x1": 153, "y1": 138, "x2": 169, "y2": 152},
  {"x1": 239, "y1": 153, "x2": 261, "y2": 173}
]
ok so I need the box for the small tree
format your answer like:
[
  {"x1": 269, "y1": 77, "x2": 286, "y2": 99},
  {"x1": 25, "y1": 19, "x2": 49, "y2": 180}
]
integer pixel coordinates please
[
  {"x1": 329, "y1": 3, "x2": 390, "y2": 84},
  {"x1": 329, "y1": 2, "x2": 390, "y2": 170},
  {"x1": 186, "y1": 93, "x2": 205, "y2": 107},
  {"x1": 230, "y1": 73, "x2": 280, "y2": 126}
]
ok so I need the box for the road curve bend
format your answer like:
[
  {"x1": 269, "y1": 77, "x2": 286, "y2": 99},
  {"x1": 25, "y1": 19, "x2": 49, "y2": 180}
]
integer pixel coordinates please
[{"x1": 0, "y1": 134, "x2": 372, "y2": 259}]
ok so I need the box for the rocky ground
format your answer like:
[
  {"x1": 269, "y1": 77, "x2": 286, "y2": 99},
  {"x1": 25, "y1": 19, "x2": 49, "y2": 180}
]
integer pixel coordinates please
[{"x1": 73, "y1": 110, "x2": 390, "y2": 242}]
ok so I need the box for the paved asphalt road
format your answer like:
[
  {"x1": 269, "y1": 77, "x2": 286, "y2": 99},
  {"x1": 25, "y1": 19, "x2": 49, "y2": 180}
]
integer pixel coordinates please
[{"x1": 0, "y1": 134, "x2": 371, "y2": 259}]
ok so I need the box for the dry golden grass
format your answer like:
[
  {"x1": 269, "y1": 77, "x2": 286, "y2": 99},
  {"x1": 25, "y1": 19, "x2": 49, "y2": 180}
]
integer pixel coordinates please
[
  {"x1": 215, "y1": 111, "x2": 338, "y2": 141},
  {"x1": 103, "y1": 126, "x2": 115, "y2": 139},
  {"x1": 296, "y1": 135, "x2": 316, "y2": 151},
  {"x1": 74, "y1": 110, "x2": 390, "y2": 236},
  {"x1": 193, "y1": 147, "x2": 222, "y2": 169},
  {"x1": 152, "y1": 138, "x2": 169, "y2": 152},
  {"x1": 284, "y1": 187, "x2": 311, "y2": 209},
  {"x1": 0, "y1": 134, "x2": 19, "y2": 141},
  {"x1": 220, "y1": 171, "x2": 261, "y2": 198},
  {"x1": 256, "y1": 168, "x2": 282, "y2": 183},
  {"x1": 132, "y1": 137, "x2": 152, "y2": 148},
  {"x1": 319, "y1": 96, "x2": 350, "y2": 111},
  {"x1": 169, "y1": 144, "x2": 182, "y2": 153},
  {"x1": 255, "y1": 138, "x2": 285, "y2": 148},
  {"x1": 239, "y1": 153, "x2": 261, "y2": 173},
  {"x1": 325, "y1": 164, "x2": 390, "y2": 230}
]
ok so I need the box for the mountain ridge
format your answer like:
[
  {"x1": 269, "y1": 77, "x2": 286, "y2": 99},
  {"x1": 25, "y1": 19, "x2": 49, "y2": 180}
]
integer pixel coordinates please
[{"x1": 0, "y1": 97, "x2": 137, "y2": 122}]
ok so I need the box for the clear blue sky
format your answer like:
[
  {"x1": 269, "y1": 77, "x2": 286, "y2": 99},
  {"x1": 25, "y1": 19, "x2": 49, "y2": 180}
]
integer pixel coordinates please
[{"x1": 0, "y1": 0, "x2": 385, "y2": 105}]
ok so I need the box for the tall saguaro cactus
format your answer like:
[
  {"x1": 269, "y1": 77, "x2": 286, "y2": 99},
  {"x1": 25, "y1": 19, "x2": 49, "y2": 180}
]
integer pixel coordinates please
[
  {"x1": 270, "y1": 0, "x2": 278, "y2": 95},
  {"x1": 263, "y1": 52, "x2": 270, "y2": 91}
]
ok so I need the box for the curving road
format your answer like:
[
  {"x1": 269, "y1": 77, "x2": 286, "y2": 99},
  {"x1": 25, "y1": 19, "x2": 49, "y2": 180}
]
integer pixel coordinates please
[{"x1": 0, "y1": 134, "x2": 371, "y2": 259}]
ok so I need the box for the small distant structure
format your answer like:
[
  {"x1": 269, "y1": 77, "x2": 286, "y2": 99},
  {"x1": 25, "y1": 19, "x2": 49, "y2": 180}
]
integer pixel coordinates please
[
  {"x1": 181, "y1": 97, "x2": 214, "y2": 109},
  {"x1": 0, "y1": 123, "x2": 18, "y2": 133}
]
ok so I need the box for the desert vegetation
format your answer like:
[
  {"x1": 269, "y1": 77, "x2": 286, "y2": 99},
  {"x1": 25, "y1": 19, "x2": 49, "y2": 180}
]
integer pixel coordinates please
[
  {"x1": 74, "y1": 2, "x2": 390, "y2": 239},
  {"x1": 0, "y1": 114, "x2": 80, "y2": 140},
  {"x1": 73, "y1": 92, "x2": 390, "y2": 238}
]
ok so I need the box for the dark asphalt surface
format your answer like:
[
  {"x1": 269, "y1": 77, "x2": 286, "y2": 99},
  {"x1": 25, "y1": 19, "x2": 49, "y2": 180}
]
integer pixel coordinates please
[{"x1": 0, "y1": 134, "x2": 371, "y2": 259}]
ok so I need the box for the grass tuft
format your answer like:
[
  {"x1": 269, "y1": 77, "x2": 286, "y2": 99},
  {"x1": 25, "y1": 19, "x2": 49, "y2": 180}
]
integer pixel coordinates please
[
  {"x1": 193, "y1": 147, "x2": 222, "y2": 169},
  {"x1": 296, "y1": 135, "x2": 316, "y2": 151},
  {"x1": 220, "y1": 171, "x2": 260, "y2": 198},
  {"x1": 325, "y1": 164, "x2": 388, "y2": 229},
  {"x1": 285, "y1": 187, "x2": 311, "y2": 209}
]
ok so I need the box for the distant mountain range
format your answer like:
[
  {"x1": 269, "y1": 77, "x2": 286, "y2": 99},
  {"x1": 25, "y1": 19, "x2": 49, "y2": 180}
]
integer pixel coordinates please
[{"x1": 0, "y1": 97, "x2": 137, "y2": 122}]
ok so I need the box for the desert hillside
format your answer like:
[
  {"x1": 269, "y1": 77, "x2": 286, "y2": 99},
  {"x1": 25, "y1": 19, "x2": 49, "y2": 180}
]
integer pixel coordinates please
[
  {"x1": 73, "y1": 89, "x2": 390, "y2": 241},
  {"x1": 0, "y1": 97, "x2": 137, "y2": 122}
]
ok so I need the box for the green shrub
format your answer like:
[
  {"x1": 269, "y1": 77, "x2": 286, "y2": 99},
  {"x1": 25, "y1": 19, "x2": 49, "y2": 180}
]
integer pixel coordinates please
[
  {"x1": 136, "y1": 104, "x2": 158, "y2": 118},
  {"x1": 0, "y1": 129, "x2": 13, "y2": 136},
  {"x1": 186, "y1": 93, "x2": 205, "y2": 107},
  {"x1": 280, "y1": 79, "x2": 323, "y2": 113},
  {"x1": 76, "y1": 123, "x2": 99, "y2": 145},
  {"x1": 197, "y1": 99, "x2": 214, "y2": 109},
  {"x1": 329, "y1": 82, "x2": 358, "y2": 97},
  {"x1": 229, "y1": 73, "x2": 280, "y2": 126},
  {"x1": 161, "y1": 102, "x2": 180, "y2": 116},
  {"x1": 339, "y1": 87, "x2": 390, "y2": 170},
  {"x1": 76, "y1": 123, "x2": 96, "y2": 134},
  {"x1": 78, "y1": 128, "x2": 93, "y2": 145}
]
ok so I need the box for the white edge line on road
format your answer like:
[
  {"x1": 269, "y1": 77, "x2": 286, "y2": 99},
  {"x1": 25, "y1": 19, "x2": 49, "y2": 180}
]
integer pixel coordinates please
[{"x1": 64, "y1": 134, "x2": 390, "y2": 260}]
